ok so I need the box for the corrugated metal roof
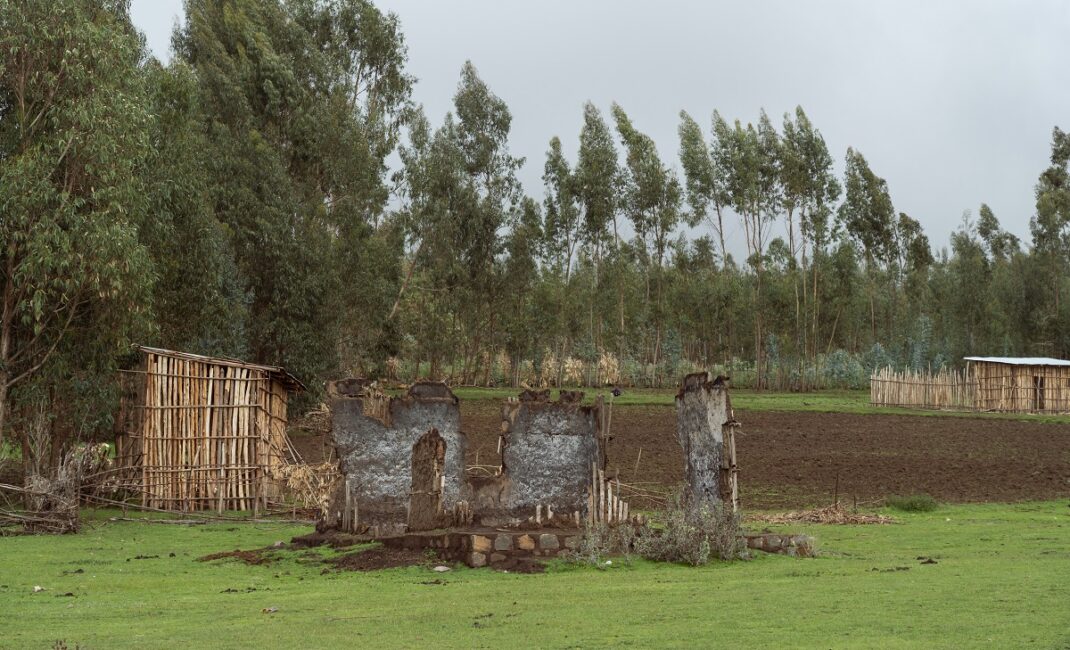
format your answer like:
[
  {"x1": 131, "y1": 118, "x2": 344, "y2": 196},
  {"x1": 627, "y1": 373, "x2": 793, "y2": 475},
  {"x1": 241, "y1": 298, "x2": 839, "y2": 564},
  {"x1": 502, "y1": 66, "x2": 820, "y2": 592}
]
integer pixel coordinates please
[{"x1": 964, "y1": 356, "x2": 1070, "y2": 367}]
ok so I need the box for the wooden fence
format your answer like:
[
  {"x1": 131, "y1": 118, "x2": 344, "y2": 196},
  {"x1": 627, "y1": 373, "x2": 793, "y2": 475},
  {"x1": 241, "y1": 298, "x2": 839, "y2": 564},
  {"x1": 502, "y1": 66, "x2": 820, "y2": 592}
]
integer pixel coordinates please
[{"x1": 869, "y1": 367, "x2": 975, "y2": 411}]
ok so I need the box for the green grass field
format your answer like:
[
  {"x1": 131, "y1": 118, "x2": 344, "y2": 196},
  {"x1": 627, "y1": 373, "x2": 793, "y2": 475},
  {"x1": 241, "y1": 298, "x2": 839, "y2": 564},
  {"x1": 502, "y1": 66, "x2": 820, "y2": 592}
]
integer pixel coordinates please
[
  {"x1": 452, "y1": 386, "x2": 1070, "y2": 424},
  {"x1": 2, "y1": 502, "x2": 1068, "y2": 649}
]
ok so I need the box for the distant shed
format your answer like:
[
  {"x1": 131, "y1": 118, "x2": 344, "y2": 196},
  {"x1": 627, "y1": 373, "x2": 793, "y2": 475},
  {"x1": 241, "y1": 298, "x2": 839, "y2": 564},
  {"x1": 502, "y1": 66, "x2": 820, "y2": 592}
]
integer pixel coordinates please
[
  {"x1": 966, "y1": 356, "x2": 1070, "y2": 414},
  {"x1": 116, "y1": 346, "x2": 303, "y2": 512}
]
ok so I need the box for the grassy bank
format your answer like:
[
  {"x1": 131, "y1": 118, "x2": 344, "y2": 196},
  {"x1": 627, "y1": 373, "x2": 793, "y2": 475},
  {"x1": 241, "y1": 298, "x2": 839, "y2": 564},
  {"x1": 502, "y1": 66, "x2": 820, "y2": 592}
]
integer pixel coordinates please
[
  {"x1": 451, "y1": 386, "x2": 1070, "y2": 424},
  {"x1": 1, "y1": 501, "x2": 1067, "y2": 648}
]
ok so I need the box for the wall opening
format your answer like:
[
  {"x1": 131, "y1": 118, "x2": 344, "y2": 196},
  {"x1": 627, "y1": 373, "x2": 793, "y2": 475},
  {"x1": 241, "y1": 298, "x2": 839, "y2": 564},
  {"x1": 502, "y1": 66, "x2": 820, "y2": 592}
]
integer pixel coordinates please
[{"x1": 407, "y1": 428, "x2": 446, "y2": 531}]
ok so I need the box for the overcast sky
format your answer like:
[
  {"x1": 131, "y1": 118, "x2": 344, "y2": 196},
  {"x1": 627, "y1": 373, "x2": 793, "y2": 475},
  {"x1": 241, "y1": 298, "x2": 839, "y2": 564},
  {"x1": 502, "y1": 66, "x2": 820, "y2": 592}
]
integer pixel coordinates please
[{"x1": 130, "y1": 0, "x2": 1070, "y2": 252}]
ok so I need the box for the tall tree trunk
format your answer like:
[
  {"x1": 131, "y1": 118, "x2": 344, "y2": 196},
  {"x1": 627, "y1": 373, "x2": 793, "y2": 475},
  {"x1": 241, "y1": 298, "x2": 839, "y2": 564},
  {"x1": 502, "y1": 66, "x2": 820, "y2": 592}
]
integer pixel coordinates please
[
  {"x1": 387, "y1": 241, "x2": 423, "y2": 322},
  {"x1": 0, "y1": 255, "x2": 14, "y2": 449},
  {"x1": 788, "y1": 207, "x2": 803, "y2": 390},
  {"x1": 714, "y1": 205, "x2": 727, "y2": 267},
  {"x1": 812, "y1": 250, "x2": 821, "y2": 377}
]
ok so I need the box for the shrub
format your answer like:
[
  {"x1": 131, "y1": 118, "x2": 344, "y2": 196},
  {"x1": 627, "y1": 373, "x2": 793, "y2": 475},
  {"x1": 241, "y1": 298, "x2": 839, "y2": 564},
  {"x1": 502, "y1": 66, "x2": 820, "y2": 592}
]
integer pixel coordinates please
[
  {"x1": 633, "y1": 493, "x2": 745, "y2": 566},
  {"x1": 570, "y1": 521, "x2": 636, "y2": 567},
  {"x1": 886, "y1": 494, "x2": 938, "y2": 512}
]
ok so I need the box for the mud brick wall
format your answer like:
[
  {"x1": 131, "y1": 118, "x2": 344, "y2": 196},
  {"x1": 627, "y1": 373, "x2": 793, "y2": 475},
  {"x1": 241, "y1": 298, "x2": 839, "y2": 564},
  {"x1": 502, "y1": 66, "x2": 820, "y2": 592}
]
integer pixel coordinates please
[
  {"x1": 675, "y1": 372, "x2": 731, "y2": 510},
  {"x1": 496, "y1": 392, "x2": 603, "y2": 518},
  {"x1": 329, "y1": 381, "x2": 467, "y2": 527}
]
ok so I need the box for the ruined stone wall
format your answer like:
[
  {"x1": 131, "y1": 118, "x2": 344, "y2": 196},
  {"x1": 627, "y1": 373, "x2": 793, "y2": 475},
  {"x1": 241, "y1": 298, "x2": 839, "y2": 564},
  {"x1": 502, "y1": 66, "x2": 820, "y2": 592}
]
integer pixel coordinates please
[
  {"x1": 675, "y1": 372, "x2": 734, "y2": 510},
  {"x1": 495, "y1": 392, "x2": 603, "y2": 518},
  {"x1": 329, "y1": 382, "x2": 466, "y2": 529}
]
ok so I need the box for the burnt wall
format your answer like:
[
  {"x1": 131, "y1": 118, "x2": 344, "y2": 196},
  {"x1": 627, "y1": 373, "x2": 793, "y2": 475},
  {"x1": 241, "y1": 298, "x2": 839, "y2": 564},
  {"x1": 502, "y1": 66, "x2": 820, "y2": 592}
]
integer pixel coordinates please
[
  {"x1": 496, "y1": 393, "x2": 603, "y2": 518},
  {"x1": 329, "y1": 381, "x2": 466, "y2": 528},
  {"x1": 675, "y1": 372, "x2": 730, "y2": 510}
]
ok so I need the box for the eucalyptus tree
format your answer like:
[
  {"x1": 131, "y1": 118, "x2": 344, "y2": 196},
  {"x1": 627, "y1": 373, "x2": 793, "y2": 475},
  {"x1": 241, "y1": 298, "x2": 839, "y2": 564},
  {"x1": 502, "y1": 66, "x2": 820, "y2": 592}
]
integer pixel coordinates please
[
  {"x1": 977, "y1": 204, "x2": 1020, "y2": 262},
  {"x1": 678, "y1": 110, "x2": 730, "y2": 266},
  {"x1": 946, "y1": 217, "x2": 996, "y2": 356},
  {"x1": 611, "y1": 104, "x2": 683, "y2": 370},
  {"x1": 542, "y1": 137, "x2": 581, "y2": 279},
  {"x1": 175, "y1": 0, "x2": 413, "y2": 388},
  {"x1": 717, "y1": 112, "x2": 781, "y2": 385},
  {"x1": 1029, "y1": 127, "x2": 1070, "y2": 356},
  {"x1": 778, "y1": 110, "x2": 809, "y2": 369},
  {"x1": 0, "y1": 0, "x2": 154, "y2": 454},
  {"x1": 395, "y1": 62, "x2": 522, "y2": 381},
  {"x1": 574, "y1": 102, "x2": 621, "y2": 344},
  {"x1": 780, "y1": 107, "x2": 841, "y2": 369},
  {"x1": 890, "y1": 212, "x2": 933, "y2": 342},
  {"x1": 677, "y1": 109, "x2": 738, "y2": 358},
  {"x1": 449, "y1": 61, "x2": 524, "y2": 381},
  {"x1": 500, "y1": 197, "x2": 544, "y2": 385},
  {"x1": 838, "y1": 147, "x2": 897, "y2": 342},
  {"x1": 542, "y1": 135, "x2": 581, "y2": 380},
  {"x1": 141, "y1": 60, "x2": 247, "y2": 356}
]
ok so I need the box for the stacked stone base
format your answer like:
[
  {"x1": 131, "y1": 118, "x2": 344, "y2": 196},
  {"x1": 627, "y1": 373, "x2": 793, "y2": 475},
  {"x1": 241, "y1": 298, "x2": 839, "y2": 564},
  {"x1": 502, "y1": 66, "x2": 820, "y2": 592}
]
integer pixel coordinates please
[
  {"x1": 380, "y1": 528, "x2": 815, "y2": 568},
  {"x1": 381, "y1": 529, "x2": 582, "y2": 569},
  {"x1": 744, "y1": 533, "x2": 815, "y2": 557}
]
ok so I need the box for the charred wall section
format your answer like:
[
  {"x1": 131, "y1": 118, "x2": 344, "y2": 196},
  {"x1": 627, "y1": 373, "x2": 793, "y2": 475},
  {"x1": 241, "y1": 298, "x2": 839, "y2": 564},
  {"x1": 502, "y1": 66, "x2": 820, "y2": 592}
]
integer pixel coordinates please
[
  {"x1": 329, "y1": 381, "x2": 466, "y2": 530},
  {"x1": 494, "y1": 391, "x2": 603, "y2": 519},
  {"x1": 675, "y1": 372, "x2": 735, "y2": 511}
]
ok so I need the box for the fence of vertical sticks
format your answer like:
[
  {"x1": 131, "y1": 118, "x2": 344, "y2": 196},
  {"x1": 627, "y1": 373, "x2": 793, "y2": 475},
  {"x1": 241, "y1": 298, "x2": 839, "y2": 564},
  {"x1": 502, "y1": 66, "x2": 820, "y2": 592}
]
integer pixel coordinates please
[
  {"x1": 869, "y1": 366, "x2": 975, "y2": 411},
  {"x1": 115, "y1": 347, "x2": 303, "y2": 513},
  {"x1": 871, "y1": 362, "x2": 1070, "y2": 414}
]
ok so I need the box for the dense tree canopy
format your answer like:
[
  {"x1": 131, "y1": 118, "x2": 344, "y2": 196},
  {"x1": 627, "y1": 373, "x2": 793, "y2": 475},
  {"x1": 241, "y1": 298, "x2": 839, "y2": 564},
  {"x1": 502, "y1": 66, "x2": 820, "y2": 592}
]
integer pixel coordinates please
[{"x1": 2, "y1": 0, "x2": 1068, "y2": 458}]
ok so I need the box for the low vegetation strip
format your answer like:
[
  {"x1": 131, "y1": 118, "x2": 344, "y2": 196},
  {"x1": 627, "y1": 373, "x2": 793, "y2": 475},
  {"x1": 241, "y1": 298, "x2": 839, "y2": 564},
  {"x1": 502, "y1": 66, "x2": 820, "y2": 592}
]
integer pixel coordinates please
[
  {"x1": 450, "y1": 387, "x2": 1070, "y2": 423},
  {"x1": 0, "y1": 503, "x2": 1067, "y2": 648}
]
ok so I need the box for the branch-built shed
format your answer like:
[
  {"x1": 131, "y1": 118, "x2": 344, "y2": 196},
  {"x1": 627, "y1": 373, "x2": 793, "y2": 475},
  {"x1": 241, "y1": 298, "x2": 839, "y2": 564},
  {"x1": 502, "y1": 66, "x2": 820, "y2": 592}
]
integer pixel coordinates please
[
  {"x1": 966, "y1": 356, "x2": 1070, "y2": 414},
  {"x1": 116, "y1": 346, "x2": 303, "y2": 512}
]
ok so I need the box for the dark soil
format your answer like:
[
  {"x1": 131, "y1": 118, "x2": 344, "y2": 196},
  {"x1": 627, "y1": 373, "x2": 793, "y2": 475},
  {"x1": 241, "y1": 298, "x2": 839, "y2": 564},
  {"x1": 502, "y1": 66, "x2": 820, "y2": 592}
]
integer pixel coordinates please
[
  {"x1": 290, "y1": 530, "x2": 367, "y2": 549},
  {"x1": 493, "y1": 556, "x2": 546, "y2": 573},
  {"x1": 459, "y1": 401, "x2": 1070, "y2": 509},
  {"x1": 197, "y1": 549, "x2": 275, "y2": 565},
  {"x1": 328, "y1": 546, "x2": 429, "y2": 571}
]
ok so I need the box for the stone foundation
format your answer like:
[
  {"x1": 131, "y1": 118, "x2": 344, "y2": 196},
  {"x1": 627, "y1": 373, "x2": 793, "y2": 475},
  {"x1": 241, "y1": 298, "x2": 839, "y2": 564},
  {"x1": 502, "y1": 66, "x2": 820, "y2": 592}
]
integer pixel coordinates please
[
  {"x1": 380, "y1": 528, "x2": 583, "y2": 569},
  {"x1": 380, "y1": 528, "x2": 814, "y2": 568}
]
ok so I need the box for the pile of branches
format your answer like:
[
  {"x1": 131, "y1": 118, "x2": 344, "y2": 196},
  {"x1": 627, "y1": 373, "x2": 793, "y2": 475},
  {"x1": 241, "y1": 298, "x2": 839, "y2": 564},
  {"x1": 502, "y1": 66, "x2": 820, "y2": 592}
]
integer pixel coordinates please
[
  {"x1": 275, "y1": 460, "x2": 341, "y2": 520},
  {"x1": 746, "y1": 504, "x2": 896, "y2": 525},
  {"x1": 0, "y1": 444, "x2": 110, "y2": 535}
]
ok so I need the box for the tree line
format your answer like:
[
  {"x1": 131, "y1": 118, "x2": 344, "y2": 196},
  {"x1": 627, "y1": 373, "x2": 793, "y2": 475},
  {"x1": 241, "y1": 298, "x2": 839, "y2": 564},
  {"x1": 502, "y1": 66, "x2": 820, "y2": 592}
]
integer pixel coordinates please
[{"x1": 2, "y1": 0, "x2": 1069, "y2": 455}]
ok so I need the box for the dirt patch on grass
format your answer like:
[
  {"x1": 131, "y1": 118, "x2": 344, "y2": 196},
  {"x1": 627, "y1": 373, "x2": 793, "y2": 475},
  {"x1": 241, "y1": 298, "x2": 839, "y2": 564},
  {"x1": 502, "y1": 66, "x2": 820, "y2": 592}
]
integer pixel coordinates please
[
  {"x1": 290, "y1": 530, "x2": 367, "y2": 549},
  {"x1": 197, "y1": 549, "x2": 275, "y2": 565},
  {"x1": 328, "y1": 546, "x2": 429, "y2": 571}
]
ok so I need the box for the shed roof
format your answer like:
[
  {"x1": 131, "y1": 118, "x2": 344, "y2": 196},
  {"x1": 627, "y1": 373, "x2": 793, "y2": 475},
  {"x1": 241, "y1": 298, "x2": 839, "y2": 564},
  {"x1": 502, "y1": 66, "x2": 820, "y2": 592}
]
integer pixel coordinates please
[
  {"x1": 135, "y1": 345, "x2": 305, "y2": 391},
  {"x1": 964, "y1": 356, "x2": 1070, "y2": 367}
]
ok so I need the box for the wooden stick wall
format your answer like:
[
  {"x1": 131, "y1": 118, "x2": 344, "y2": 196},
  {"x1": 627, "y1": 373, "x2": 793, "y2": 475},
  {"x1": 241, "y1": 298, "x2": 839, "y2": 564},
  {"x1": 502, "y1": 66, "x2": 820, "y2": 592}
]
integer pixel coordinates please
[
  {"x1": 586, "y1": 462, "x2": 641, "y2": 526},
  {"x1": 870, "y1": 363, "x2": 1070, "y2": 414},
  {"x1": 869, "y1": 366, "x2": 975, "y2": 411},
  {"x1": 120, "y1": 351, "x2": 291, "y2": 512}
]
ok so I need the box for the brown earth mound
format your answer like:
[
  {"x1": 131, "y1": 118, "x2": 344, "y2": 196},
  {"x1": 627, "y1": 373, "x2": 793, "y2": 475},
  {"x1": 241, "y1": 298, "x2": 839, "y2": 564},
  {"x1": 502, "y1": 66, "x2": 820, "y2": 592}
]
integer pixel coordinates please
[{"x1": 328, "y1": 546, "x2": 429, "y2": 571}]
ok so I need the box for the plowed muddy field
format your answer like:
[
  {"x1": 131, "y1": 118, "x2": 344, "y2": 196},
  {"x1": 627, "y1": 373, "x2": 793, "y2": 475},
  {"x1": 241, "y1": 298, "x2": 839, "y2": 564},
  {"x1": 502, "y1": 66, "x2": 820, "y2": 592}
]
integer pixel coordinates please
[{"x1": 293, "y1": 402, "x2": 1070, "y2": 509}]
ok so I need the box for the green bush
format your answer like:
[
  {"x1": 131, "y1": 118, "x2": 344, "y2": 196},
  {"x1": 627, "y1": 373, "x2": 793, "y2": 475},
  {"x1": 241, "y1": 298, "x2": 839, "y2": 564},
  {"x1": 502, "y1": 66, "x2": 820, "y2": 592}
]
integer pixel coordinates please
[
  {"x1": 570, "y1": 521, "x2": 637, "y2": 567},
  {"x1": 632, "y1": 493, "x2": 745, "y2": 566},
  {"x1": 886, "y1": 494, "x2": 939, "y2": 512}
]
